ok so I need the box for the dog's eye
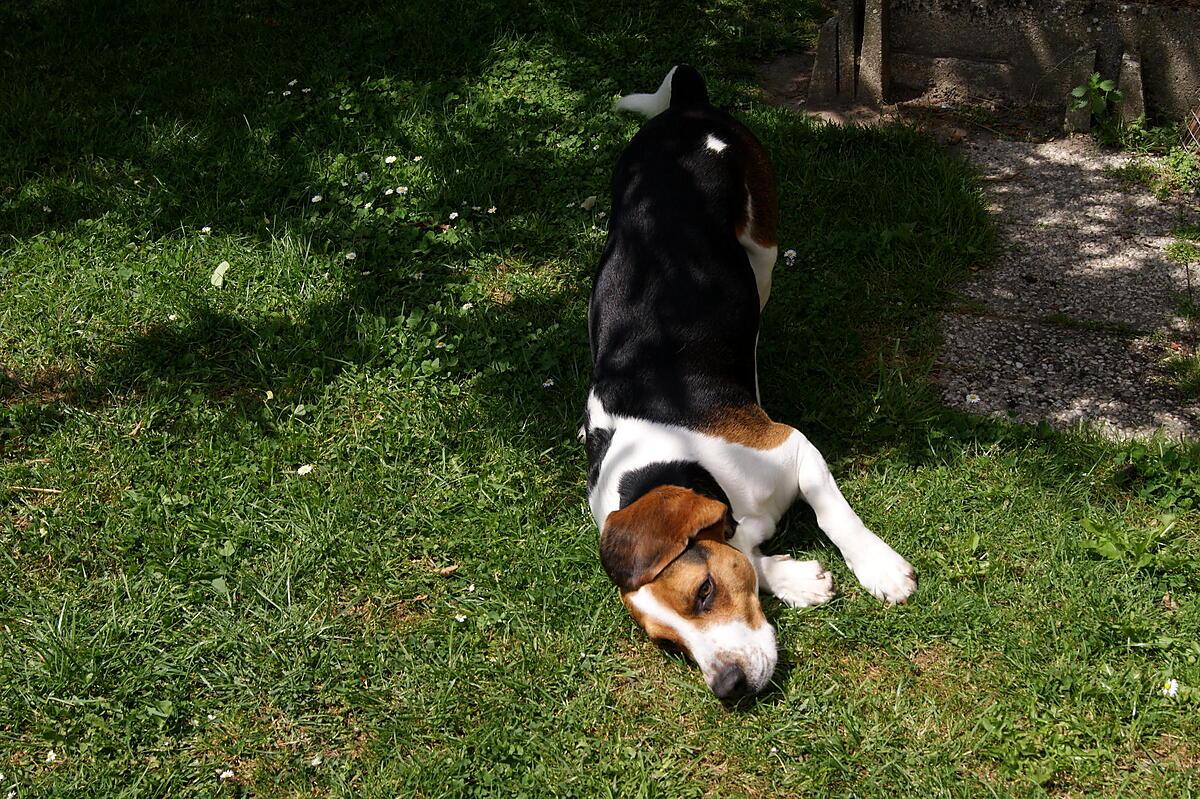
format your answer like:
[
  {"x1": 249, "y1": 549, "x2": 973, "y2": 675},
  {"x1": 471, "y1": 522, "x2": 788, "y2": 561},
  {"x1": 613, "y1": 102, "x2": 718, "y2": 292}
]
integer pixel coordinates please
[{"x1": 695, "y1": 576, "x2": 715, "y2": 613}]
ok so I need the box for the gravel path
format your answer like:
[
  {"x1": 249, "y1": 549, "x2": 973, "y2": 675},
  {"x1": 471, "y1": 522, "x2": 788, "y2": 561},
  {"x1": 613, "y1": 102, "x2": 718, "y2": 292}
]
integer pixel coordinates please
[{"x1": 934, "y1": 135, "x2": 1200, "y2": 439}]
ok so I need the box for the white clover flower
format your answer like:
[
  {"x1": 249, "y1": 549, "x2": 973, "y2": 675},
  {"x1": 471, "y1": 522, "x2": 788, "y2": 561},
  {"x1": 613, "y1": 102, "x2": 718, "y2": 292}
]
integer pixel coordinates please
[
  {"x1": 282, "y1": 90, "x2": 292, "y2": 97},
  {"x1": 219, "y1": 769, "x2": 235, "y2": 781},
  {"x1": 966, "y1": 392, "x2": 981, "y2": 404},
  {"x1": 363, "y1": 201, "x2": 373, "y2": 210},
  {"x1": 356, "y1": 171, "x2": 369, "y2": 182},
  {"x1": 784, "y1": 248, "x2": 797, "y2": 259},
  {"x1": 287, "y1": 79, "x2": 298, "y2": 87},
  {"x1": 168, "y1": 313, "x2": 179, "y2": 321},
  {"x1": 345, "y1": 252, "x2": 357, "y2": 261},
  {"x1": 449, "y1": 212, "x2": 459, "y2": 221},
  {"x1": 454, "y1": 614, "x2": 466, "y2": 623},
  {"x1": 384, "y1": 188, "x2": 394, "y2": 195},
  {"x1": 542, "y1": 378, "x2": 555, "y2": 388},
  {"x1": 461, "y1": 302, "x2": 474, "y2": 311},
  {"x1": 201, "y1": 226, "x2": 212, "y2": 234},
  {"x1": 265, "y1": 390, "x2": 274, "y2": 400},
  {"x1": 487, "y1": 206, "x2": 496, "y2": 214},
  {"x1": 385, "y1": 155, "x2": 397, "y2": 164},
  {"x1": 310, "y1": 755, "x2": 322, "y2": 767},
  {"x1": 1162, "y1": 678, "x2": 1180, "y2": 697},
  {"x1": 46, "y1": 750, "x2": 57, "y2": 763},
  {"x1": 397, "y1": 186, "x2": 409, "y2": 194},
  {"x1": 297, "y1": 464, "x2": 314, "y2": 475},
  {"x1": 413, "y1": 155, "x2": 423, "y2": 162},
  {"x1": 311, "y1": 194, "x2": 323, "y2": 203},
  {"x1": 301, "y1": 88, "x2": 311, "y2": 93}
]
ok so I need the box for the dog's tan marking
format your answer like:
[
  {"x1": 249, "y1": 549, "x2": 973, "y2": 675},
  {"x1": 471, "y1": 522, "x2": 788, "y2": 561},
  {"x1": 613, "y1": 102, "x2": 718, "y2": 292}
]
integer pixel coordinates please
[
  {"x1": 702, "y1": 405, "x2": 792, "y2": 449},
  {"x1": 621, "y1": 539, "x2": 767, "y2": 661},
  {"x1": 733, "y1": 129, "x2": 779, "y2": 247},
  {"x1": 600, "y1": 486, "x2": 731, "y2": 591}
]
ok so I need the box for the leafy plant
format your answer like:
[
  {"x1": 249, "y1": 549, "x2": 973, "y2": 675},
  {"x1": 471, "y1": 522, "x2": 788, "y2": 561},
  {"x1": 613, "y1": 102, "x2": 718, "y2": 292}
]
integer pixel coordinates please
[
  {"x1": 1071, "y1": 72, "x2": 1123, "y2": 121},
  {"x1": 1079, "y1": 515, "x2": 1178, "y2": 569}
]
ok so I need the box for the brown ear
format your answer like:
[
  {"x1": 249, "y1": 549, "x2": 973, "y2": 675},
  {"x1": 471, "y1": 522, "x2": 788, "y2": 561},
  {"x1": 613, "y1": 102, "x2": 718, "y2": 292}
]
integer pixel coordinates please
[{"x1": 600, "y1": 486, "x2": 731, "y2": 592}]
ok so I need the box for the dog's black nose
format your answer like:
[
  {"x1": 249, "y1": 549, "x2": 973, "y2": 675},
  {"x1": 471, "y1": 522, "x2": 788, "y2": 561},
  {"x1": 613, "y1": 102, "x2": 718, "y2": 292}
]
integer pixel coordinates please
[{"x1": 712, "y1": 665, "x2": 749, "y2": 700}]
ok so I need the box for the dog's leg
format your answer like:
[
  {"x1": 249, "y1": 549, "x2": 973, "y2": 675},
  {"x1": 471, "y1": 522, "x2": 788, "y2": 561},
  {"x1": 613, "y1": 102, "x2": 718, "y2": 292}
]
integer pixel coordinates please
[
  {"x1": 792, "y1": 433, "x2": 916, "y2": 603},
  {"x1": 730, "y1": 518, "x2": 835, "y2": 608}
]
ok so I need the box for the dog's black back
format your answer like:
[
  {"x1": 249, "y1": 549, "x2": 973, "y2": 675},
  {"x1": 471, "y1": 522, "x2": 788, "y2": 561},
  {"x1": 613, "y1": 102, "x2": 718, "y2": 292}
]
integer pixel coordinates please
[{"x1": 589, "y1": 68, "x2": 762, "y2": 429}]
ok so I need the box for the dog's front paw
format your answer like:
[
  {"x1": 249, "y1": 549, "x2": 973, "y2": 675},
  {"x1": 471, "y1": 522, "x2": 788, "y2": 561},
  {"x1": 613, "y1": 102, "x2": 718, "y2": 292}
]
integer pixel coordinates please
[
  {"x1": 848, "y1": 544, "x2": 916, "y2": 604},
  {"x1": 761, "y1": 556, "x2": 835, "y2": 608}
]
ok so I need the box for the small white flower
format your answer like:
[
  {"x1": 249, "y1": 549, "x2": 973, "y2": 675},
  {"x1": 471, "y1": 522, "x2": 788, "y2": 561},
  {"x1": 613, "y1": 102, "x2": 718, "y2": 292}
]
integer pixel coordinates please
[
  {"x1": 597, "y1": 211, "x2": 606, "y2": 218},
  {"x1": 467, "y1": 583, "x2": 476, "y2": 592},
  {"x1": 219, "y1": 769, "x2": 235, "y2": 781},
  {"x1": 565, "y1": 202, "x2": 574, "y2": 208},
  {"x1": 288, "y1": 79, "x2": 298, "y2": 87},
  {"x1": 46, "y1": 750, "x2": 57, "y2": 763},
  {"x1": 42, "y1": 206, "x2": 51, "y2": 212},
  {"x1": 282, "y1": 90, "x2": 292, "y2": 97},
  {"x1": 207, "y1": 713, "x2": 216, "y2": 720},
  {"x1": 413, "y1": 155, "x2": 423, "y2": 162},
  {"x1": 267, "y1": 91, "x2": 274, "y2": 95},
  {"x1": 966, "y1": 392, "x2": 981, "y2": 404},
  {"x1": 769, "y1": 746, "x2": 779, "y2": 754},
  {"x1": 345, "y1": 252, "x2": 357, "y2": 261},
  {"x1": 301, "y1": 88, "x2": 311, "y2": 93},
  {"x1": 414, "y1": 272, "x2": 424, "y2": 280},
  {"x1": 385, "y1": 155, "x2": 397, "y2": 164},
  {"x1": 310, "y1": 754, "x2": 322, "y2": 767},
  {"x1": 1162, "y1": 678, "x2": 1180, "y2": 697},
  {"x1": 168, "y1": 313, "x2": 179, "y2": 321},
  {"x1": 784, "y1": 248, "x2": 797, "y2": 260},
  {"x1": 297, "y1": 464, "x2": 314, "y2": 476},
  {"x1": 454, "y1": 614, "x2": 466, "y2": 623},
  {"x1": 542, "y1": 378, "x2": 555, "y2": 388},
  {"x1": 461, "y1": 302, "x2": 474, "y2": 311},
  {"x1": 363, "y1": 201, "x2": 373, "y2": 210},
  {"x1": 487, "y1": 206, "x2": 496, "y2": 214},
  {"x1": 265, "y1": 390, "x2": 274, "y2": 400},
  {"x1": 580, "y1": 195, "x2": 598, "y2": 210},
  {"x1": 397, "y1": 186, "x2": 409, "y2": 194},
  {"x1": 356, "y1": 171, "x2": 369, "y2": 182},
  {"x1": 449, "y1": 212, "x2": 459, "y2": 221},
  {"x1": 471, "y1": 206, "x2": 481, "y2": 211},
  {"x1": 311, "y1": 194, "x2": 323, "y2": 203},
  {"x1": 201, "y1": 226, "x2": 212, "y2": 234},
  {"x1": 385, "y1": 188, "x2": 394, "y2": 195}
]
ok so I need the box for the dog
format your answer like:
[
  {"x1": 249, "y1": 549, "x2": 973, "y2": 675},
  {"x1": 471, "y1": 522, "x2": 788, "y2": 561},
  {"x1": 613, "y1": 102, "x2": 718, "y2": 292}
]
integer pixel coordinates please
[{"x1": 585, "y1": 66, "x2": 917, "y2": 700}]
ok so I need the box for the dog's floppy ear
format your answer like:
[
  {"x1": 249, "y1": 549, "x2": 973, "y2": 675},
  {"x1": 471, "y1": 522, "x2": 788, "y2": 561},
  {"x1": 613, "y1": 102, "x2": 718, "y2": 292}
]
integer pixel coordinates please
[{"x1": 600, "y1": 486, "x2": 731, "y2": 592}]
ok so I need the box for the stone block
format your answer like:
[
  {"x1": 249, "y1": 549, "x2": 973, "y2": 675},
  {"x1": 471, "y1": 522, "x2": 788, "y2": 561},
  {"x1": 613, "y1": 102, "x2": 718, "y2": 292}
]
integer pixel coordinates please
[
  {"x1": 856, "y1": 0, "x2": 889, "y2": 105},
  {"x1": 808, "y1": 16, "x2": 840, "y2": 105},
  {"x1": 1117, "y1": 52, "x2": 1145, "y2": 123},
  {"x1": 1064, "y1": 49, "x2": 1097, "y2": 133}
]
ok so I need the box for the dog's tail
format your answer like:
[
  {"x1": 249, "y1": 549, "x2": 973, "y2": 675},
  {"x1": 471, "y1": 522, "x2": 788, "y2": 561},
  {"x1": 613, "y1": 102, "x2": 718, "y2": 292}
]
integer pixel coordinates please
[{"x1": 614, "y1": 64, "x2": 708, "y2": 118}]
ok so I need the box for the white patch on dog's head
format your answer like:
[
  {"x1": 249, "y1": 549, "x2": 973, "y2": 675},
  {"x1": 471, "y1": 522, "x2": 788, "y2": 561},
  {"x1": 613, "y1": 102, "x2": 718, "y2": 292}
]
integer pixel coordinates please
[{"x1": 705, "y1": 134, "x2": 728, "y2": 154}]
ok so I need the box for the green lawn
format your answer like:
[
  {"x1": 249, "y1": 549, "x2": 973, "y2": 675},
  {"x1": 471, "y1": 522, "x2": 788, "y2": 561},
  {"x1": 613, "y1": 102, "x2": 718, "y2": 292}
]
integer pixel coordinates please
[{"x1": 2, "y1": 1, "x2": 1198, "y2": 796}]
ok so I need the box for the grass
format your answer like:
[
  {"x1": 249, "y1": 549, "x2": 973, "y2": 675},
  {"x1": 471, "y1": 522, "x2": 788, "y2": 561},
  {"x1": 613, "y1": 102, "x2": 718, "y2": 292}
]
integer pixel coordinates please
[{"x1": 2, "y1": 1, "x2": 1199, "y2": 796}]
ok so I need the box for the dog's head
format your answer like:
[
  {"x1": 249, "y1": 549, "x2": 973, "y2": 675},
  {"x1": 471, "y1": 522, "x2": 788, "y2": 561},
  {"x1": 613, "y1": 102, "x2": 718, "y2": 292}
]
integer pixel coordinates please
[{"x1": 600, "y1": 485, "x2": 776, "y2": 699}]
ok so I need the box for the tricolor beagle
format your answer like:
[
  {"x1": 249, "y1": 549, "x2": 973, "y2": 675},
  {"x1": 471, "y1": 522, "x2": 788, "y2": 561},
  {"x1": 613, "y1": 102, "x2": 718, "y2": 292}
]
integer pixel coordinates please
[{"x1": 586, "y1": 66, "x2": 916, "y2": 700}]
